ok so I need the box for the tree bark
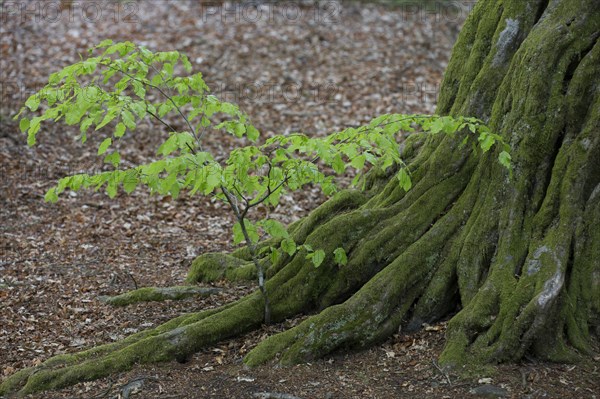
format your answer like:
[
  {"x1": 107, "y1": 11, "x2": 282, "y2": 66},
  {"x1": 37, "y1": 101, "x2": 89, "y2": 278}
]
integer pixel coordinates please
[{"x1": 2, "y1": 0, "x2": 599, "y2": 395}]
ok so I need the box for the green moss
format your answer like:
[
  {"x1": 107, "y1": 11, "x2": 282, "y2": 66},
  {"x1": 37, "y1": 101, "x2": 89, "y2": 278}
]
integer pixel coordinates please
[
  {"x1": 246, "y1": 178, "x2": 476, "y2": 367},
  {"x1": 187, "y1": 253, "x2": 255, "y2": 283}
]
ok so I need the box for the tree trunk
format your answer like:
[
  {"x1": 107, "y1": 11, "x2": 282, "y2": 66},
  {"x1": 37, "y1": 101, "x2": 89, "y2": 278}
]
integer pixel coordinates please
[{"x1": 2, "y1": 0, "x2": 599, "y2": 395}]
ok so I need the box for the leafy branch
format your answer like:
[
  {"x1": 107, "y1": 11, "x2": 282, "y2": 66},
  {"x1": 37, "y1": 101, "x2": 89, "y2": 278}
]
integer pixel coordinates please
[{"x1": 15, "y1": 40, "x2": 511, "y2": 323}]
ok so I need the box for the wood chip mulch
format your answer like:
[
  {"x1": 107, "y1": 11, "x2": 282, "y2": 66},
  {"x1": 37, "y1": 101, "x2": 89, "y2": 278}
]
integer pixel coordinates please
[{"x1": 1, "y1": 1, "x2": 598, "y2": 398}]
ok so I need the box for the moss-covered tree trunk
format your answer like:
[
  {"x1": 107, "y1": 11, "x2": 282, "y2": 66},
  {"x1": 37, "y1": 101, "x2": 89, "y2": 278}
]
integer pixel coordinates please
[{"x1": 2, "y1": 0, "x2": 599, "y2": 395}]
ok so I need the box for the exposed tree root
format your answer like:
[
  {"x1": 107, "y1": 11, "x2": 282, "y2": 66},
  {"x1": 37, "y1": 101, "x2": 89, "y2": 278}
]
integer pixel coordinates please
[
  {"x1": 98, "y1": 286, "x2": 222, "y2": 306},
  {"x1": 187, "y1": 253, "x2": 256, "y2": 283},
  {"x1": 0, "y1": 157, "x2": 473, "y2": 396},
  {"x1": 0, "y1": 298, "x2": 259, "y2": 395},
  {"x1": 2, "y1": 0, "x2": 599, "y2": 396}
]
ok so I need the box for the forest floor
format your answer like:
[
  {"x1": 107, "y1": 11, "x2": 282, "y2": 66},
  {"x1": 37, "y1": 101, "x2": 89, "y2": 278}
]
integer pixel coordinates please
[{"x1": 1, "y1": 1, "x2": 598, "y2": 398}]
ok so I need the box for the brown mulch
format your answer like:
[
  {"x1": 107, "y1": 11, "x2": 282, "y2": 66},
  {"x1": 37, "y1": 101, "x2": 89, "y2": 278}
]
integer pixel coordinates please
[{"x1": 1, "y1": 1, "x2": 598, "y2": 398}]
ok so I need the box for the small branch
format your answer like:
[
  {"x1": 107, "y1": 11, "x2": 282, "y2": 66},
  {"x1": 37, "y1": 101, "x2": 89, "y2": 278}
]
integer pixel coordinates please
[
  {"x1": 232, "y1": 183, "x2": 249, "y2": 208},
  {"x1": 185, "y1": 142, "x2": 196, "y2": 154},
  {"x1": 221, "y1": 186, "x2": 271, "y2": 324},
  {"x1": 247, "y1": 175, "x2": 288, "y2": 209},
  {"x1": 100, "y1": 60, "x2": 197, "y2": 137},
  {"x1": 119, "y1": 375, "x2": 158, "y2": 399},
  {"x1": 246, "y1": 162, "x2": 289, "y2": 211},
  {"x1": 88, "y1": 378, "x2": 115, "y2": 399},
  {"x1": 432, "y1": 358, "x2": 451, "y2": 384},
  {"x1": 140, "y1": 54, "x2": 208, "y2": 152},
  {"x1": 253, "y1": 393, "x2": 302, "y2": 399},
  {"x1": 145, "y1": 107, "x2": 178, "y2": 134},
  {"x1": 127, "y1": 272, "x2": 138, "y2": 290}
]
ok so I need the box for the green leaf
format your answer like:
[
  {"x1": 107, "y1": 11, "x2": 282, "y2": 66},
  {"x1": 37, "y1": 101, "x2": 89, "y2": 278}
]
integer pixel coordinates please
[
  {"x1": 350, "y1": 154, "x2": 366, "y2": 170},
  {"x1": 383, "y1": 121, "x2": 400, "y2": 135},
  {"x1": 158, "y1": 102, "x2": 173, "y2": 117},
  {"x1": 27, "y1": 118, "x2": 41, "y2": 146},
  {"x1": 428, "y1": 117, "x2": 446, "y2": 134},
  {"x1": 114, "y1": 122, "x2": 126, "y2": 138},
  {"x1": 25, "y1": 95, "x2": 40, "y2": 112},
  {"x1": 333, "y1": 247, "x2": 347, "y2": 266},
  {"x1": 131, "y1": 80, "x2": 146, "y2": 99},
  {"x1": 106, "y1": 178, "x2": 118, "y2": 198},
  {"x1": 459, "y1": 135, "x2": 469, "y2": 148},
  {"x1": 69, "y1": 175, "x2": 84, "y2": 191},
  {"x1": 121, "y1": 110, "x2": 136, "y2": 130},
  {"x1": 428, "y1": 116, "x2": 461, "y2": 135},
  {"x1": 96, "y1": 39, "x2": 114, "y2": 48},
  {"x1": 48, "y1": 72, "x2": 61, "y2": 85},
  {"x1": 397, "y1": 168, "x2": 412, "y2": 191},
  {"x1": 204, "y1": 166, "x2": 221, "y2": 195},
  {"x1": 13, "y1": 107, "x2": 25, "y2": 121},
  {"x1": 262, "y1": 219, "x2": 289, "y2": 239},
  {"x1": 19, "y1": 118, "x2": 30, "y2": 133},
  {"x1": 233, "y1": 122, "x2": 246, "y2": 138},
  {"x1": 369, "y1": 114, "x2": 390, "y2": 128},
  {"x1": 181, "y1": 54, "x2": 192, "y2": 73},
  {"x1": 310, "y1": 249, "x2": 326, "y2": 267},
  {"x1": 499, "y1": 150, "x2": 512, "y2": 169},
  {"x1": 44, "y1": 188, "x2": 58, "y2": 203},
  {"x1": 247, "y1": 125, "x2": 260, "y2": 141},
  {"x1": 281, "y1": 238, "x2": 297, "y2": 256},
  {"x1": 233, "y1": 221, "x2": 244, "y2": 245},
  {"x1": 98, "y1": 138, "x2": 112, "y2": 155},
  {"x1": 130, "y1": 101, "x2": 147, "y2": 119},
  {"x1": 146, "y1": 159, "x2": 166, "y2": 175},
  {"x1": 270, "y1": 248, "x2": 281, "y2": 265},
  {"x1": 163, "y1": 62, "x2": 174, "y2": 76},
  {"x1": 96, "y1": 110, "x2": 117, "y2": 130},
  {"x1": 232, "y1": 220, "x2": 259, "y2": 245},
  {"x1": 80, "y1": 116, "x2": 94, "y2": 134},
  {"x1": 81, "y1": 58, "x2": 98, "y2": 74},
  {"x1": 158, "y1": 134, "x2": 178, "y2": 156},
  {"x1": 104, "y1": 152, "x2": 120, "y2": 167},
  {"x1": 65, "y1": 105, "x2": 86, "y2": 126},
  {"x1": 479, "y1": 133, "x2": 495, "y2": 152},
  {"x1": 321, "y1": 178, "x2": 338, "y2": 196},
  {"x1": 331, "y1": 154, "x2": 345, "y2": 174}
]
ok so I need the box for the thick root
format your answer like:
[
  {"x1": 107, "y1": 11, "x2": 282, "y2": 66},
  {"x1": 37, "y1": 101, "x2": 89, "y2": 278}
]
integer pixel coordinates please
[
  {"x1": 0, "y1": 296, "x2": 262, "y2": 396},
  {"x1": 245, "y1": 182, "x2": 474, "y2": 366},
  {"x1": 99, "y1": 286, "x2": 221, "y2": 306},
  {"x1": 187, "y1": 253, "x2": 256, "y2": 283}
]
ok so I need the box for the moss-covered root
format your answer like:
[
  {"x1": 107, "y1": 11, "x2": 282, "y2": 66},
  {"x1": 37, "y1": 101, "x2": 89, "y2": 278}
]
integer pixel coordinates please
[
  {"x1": 186, "y1": 189, "x2": 368, "y2": 285},
  {"x1": 0, "y1": 303, "x2": 237, "y2": 396},
  {"x1": 244, "y1": 193, "x2": 468, "y2": 367},
  {"x1": 245, "y1": 255, "x2": 433, "y2": 367},
  {"x1": 0, "y1": 294, "x2": 264, "y2": 397},
  {"x1": 186, "y1": 253, "x2": 256, "y2": 283},
  {"x1": 98, "y1": 286, "x2": 222, "y2": 306}
]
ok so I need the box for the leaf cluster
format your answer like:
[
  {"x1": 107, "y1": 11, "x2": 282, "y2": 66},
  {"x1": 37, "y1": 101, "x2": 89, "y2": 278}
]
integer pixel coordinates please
[{"x1": 16, "y1": 41, "x2": 511, "y2": 268}]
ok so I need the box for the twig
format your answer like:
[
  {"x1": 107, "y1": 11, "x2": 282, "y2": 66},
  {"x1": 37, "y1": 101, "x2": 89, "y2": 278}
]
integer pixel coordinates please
[
  {"x1": 432, "y1": 358, "x2": 451, "y2": 384},
  {"x1": 88, "y1": 378, "x2": 114, "y2": 399},
  {"x1": 145, "y1": 107, "x2": 178, "y2": 134},
  {"x1": 221, "y1": 186, "x2": 271, "y2": 324},
  {"x1": 253, "y1": 393, "x2": 303, "y2": 399},
  {"x1": 127, "y1": 272, "x2": 138, "y2": 290},
  {"x1": 118, "y1": 375, "x2": 160, "y2": 399},
  {"x1": 99, "y1": 59, "x2": 197, "y2": 137}
]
